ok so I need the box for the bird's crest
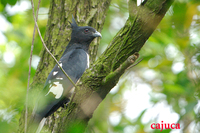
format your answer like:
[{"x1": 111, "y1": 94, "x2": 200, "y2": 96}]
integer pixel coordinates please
[{"x1": 70, "y1": 15, "x2": 78, "y2": 28}]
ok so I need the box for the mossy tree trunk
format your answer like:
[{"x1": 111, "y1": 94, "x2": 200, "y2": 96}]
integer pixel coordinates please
[{"x1": 18, "y1": 0, "x2": 174, "y2": 132}]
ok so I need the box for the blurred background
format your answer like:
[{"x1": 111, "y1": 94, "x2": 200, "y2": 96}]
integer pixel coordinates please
[{"x1": 0, "y1": 0, "x2": 200, "y2": 132}]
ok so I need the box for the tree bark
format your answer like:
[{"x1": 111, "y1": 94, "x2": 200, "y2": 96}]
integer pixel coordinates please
[{"x1": 18, "y1": 0, "x2": 174, "y2": 132}]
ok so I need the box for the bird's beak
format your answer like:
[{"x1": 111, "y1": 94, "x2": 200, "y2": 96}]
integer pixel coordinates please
[{"x1": 93, "y1": 31, "x2": 102, "y2": 38}]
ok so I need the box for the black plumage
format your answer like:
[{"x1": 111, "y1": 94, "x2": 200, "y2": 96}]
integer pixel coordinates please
[{"x1": 33, "y1": 15, "x2": 101, "y2": 132}]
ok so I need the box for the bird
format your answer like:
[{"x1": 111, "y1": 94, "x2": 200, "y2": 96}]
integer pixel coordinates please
[{"x1": 32, "y1": 15, "x2": 102, "y2": 133}]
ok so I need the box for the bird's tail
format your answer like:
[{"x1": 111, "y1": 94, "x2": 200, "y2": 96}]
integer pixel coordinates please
[
  {"x1": 36, "y1": 118, "x2": 47, "y2": 133},
  {"x1": 27, "y1": 112, "x2": 45, "y2": 133}
]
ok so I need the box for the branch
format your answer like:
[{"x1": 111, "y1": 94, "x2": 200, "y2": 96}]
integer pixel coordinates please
[{"x1": 102, "y1": 52, "x2": 139, "y2": 86}]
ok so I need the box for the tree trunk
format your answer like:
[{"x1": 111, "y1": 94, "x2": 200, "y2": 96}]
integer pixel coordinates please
[{"x1": 18, "y1": 0, "x2": 174, "y2": 132}]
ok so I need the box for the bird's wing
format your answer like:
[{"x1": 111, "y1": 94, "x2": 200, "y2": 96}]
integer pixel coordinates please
[{"x1": 36, "y1": 48, "x2": 89, "y2": 118}]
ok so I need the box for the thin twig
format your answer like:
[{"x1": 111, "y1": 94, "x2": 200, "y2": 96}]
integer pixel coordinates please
[
  {"x1": 30, "y1": 0, "x2": 76, "y2": 87},
  {"x1": 25, "y1": 0, "x2": 41, "y2": 133},
  {"x1": 127, "y1": 58, "x2": 143, "y2": 70}
]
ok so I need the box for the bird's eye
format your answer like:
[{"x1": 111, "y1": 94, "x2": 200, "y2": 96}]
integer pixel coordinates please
[{"x1": 84, "y1": 29, "x2": 89, "y2": 33}]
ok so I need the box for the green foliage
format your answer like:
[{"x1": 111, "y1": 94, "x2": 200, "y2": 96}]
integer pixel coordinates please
[
  {"x1": 1, "y1": 0, "x2": 18, "y2": 7},
  {"x1": 0, "y1": 0, "x2": 48, "y2": 132},
  {"x1": 0, "y1": 0, "x2": 200, "y2": 132}
]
